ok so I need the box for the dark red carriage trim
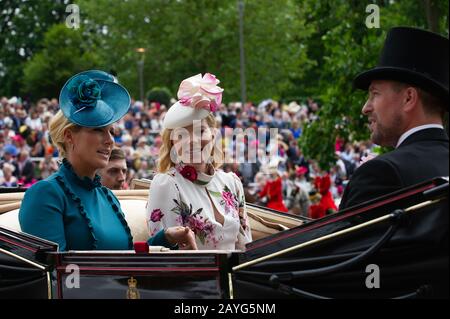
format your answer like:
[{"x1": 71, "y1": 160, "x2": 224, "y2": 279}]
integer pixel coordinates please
[
  {"x1": 0, "y1": 235, "x2": 39, "y2": 252},
  {"x1": 56, "y1": 266, "x2": 220, "y2": 273},
  {"x1": 56, "y1": 253, "x2": 63, "y2": 299}
]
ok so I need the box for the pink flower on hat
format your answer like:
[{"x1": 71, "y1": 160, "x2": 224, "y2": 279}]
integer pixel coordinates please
[{"x1": 178, "y1": 73, "x2": 224, "y2": 112}]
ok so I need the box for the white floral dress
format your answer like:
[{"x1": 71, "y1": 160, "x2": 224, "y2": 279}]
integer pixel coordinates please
[{"x1": 146, "y1": 165, "x2": 252, "y2": 250}]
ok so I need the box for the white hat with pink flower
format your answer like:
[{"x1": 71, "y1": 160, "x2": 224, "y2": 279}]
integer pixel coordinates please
[{"x1": 163, "y1": 73, "x2": 224, "y2": 129}]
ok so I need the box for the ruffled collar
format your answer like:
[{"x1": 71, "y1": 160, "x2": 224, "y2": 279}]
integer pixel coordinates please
[
  {"x1": 60, "y1": 158, "x2": 102, "y2": 190},
  {"x1": 175, "y1": 162, "x2": 215, "y2": 186}
]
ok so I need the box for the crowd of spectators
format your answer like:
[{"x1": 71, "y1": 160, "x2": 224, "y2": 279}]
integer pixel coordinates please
[{"x1": 0, "y1": 95, "x2": 376, "y2": 218}]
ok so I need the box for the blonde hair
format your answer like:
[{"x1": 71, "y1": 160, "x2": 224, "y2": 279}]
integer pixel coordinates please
[
  {"x1": 48, "y1": 110, "x2": 81, "y2": 158},
  {"x1": 157, "y1": 114, "x2": 223, "y2": 172},
  {"x1": 2, "y1": 162, "x2": 15, "y2": 174}
]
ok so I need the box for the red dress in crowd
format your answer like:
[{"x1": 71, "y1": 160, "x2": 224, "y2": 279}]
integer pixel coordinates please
[
  {"x1": 259, "y1": 177, "x2": 288, "y2": 213},
  {"x1": 309, "y1": 174, "x2": 338, "y2": 219}
]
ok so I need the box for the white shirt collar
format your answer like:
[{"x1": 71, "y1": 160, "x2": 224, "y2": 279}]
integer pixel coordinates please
[{"x1": 396, "y1": 124, "x2": 444, "y2": 148}]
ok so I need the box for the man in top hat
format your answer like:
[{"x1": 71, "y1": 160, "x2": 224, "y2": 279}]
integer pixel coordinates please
[{"x1": 339, "y1": 27, "x2": 449, "y2": 209}]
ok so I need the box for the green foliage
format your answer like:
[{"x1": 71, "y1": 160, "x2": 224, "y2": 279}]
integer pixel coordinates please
[
  {"x1": 22, "y1": 24, "x2": 102, "y2": 99},
  {"x1": 76, "y1": 0, "x2": 313, "y2": 102},
  {"x1": 298, "y1": 0, "x2": 449, "y2": 170},
  {"x1": 0, "y1": 0, "x2": 67, "y2": 96},
  {"x1": 146, "y1": 87, "x2": 173, "y2": 109}
]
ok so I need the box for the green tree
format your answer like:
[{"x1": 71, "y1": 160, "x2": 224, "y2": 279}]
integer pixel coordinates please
[
  {"x1": 77, "y1": 0, "x2": 314, "y2": 102},
  {"x1": 0, "y1": 0, "x2": 67, "y2": 97},
  {"x1": 22, "y1": 24, "x2": 102, "y2": 99},
  {"x1": 147, "y1": 87, "x2": 173, "y2": 109},
  {"x1": 299, "y1": 0, "x2": 449, "y2": 170}
]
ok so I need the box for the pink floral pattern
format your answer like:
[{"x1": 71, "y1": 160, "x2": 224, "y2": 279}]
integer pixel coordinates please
[
  {"x1": 147, "y1": 170, "x2": 252, "y2": 250},
  {"x1": 208, "y1": 186, "x2": 240, "y2": 217},
  {"x1": 222, "y1": 190, "x2": 236, "y2": 209},
  {"x1": 171, "y1": 194, "x2": 216, "y2": 245},
  {"x1": 220, "y1": 186, "x2": 239, "y2": 215},
  {"x1": 149, "y1": 208, "x2": 164, "y2": 223},
  {"x1": 186, "y1": 214, "x2": 214, "y2": 245}
]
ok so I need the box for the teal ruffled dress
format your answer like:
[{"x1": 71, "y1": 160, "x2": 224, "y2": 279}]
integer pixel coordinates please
[{"x1": 19, "y1": 159, "x2": 135, "y2": 251}]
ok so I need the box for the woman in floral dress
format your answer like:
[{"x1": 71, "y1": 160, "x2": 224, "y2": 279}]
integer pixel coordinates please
[{"x1": 146, "y1": 73, "x2": 252, "y2": 250}]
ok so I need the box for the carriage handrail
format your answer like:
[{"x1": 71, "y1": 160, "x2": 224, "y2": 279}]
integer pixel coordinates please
[
  {"x1": 237, "y1": 275, "x2": 432, "y2": 299},
  {"x1": 0, "y1": 247, "x2": 47, "y2": 271},
  {"x1": 237, "y1": 208, "x2": 403, "y2": 282},
  {"x1": 232, "y1": 197, "x2": 444, "y2": 272}
]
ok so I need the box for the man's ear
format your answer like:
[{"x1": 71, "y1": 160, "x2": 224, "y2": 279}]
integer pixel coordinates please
[{"x1": 402, "y1": 87, "x2": 419, "y2": 113}]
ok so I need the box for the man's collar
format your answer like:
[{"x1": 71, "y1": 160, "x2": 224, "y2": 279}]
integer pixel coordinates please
[{"x1": 396, "y1": 124, "x2": 444, "y2": 148}]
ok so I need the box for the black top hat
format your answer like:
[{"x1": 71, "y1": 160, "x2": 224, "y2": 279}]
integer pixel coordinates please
[{"x1": 354, "y1": 27, "x2": 449, "y2": 105}]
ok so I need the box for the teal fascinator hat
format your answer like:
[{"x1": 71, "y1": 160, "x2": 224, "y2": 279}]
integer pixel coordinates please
[{"x1": 59, "y1": 70, "x2": 131, "y2": 127}]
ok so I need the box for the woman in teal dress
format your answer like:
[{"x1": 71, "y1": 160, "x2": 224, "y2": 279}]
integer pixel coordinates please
[{"x1": 19, "y1": 70, "x2": 196, "y2": 251}]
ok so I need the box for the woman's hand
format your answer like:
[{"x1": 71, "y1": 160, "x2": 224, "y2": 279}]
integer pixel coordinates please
[{"x1": 165, "y1": 226, "x2": 198, "y2": 250}]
